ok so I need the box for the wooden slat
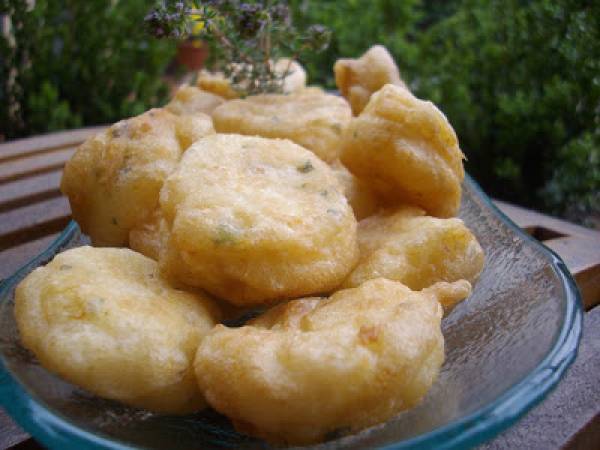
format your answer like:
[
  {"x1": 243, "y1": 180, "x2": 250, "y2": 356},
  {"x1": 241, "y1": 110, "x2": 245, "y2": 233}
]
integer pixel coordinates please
[
  {"x1": 8, "y1": 438, "x2": 44, "y2": 450},
  {"x1": 563, "y1": 415, "x2": 599, "y2": 450},
  {"x1": 0, "y1": 233, "x2": 59, "y2": 280},
  {"x1": 494, "y1": 200, "x2": 598, "y2": 241},
  {"x1": 0, "y1": 197, "x2": 70, "y2": 250},
  {"x1": 0, "y1": 147, "x2": 75, "y2": 185},
  {"x1": 481, "y1": 305, "x2": 600, "y2": 450},
  {"x1": 0, "y1": 127, "x2": 105, "y2": 162},
  {"x1": 544, "y1": 236, "x2": 600, "y2": 310},
  {"x1": 494, "y1": 200, "x2": 600, "y2": 309},
  {"x1": 0, "y1": 409, "x2": 30, "y2": 449},
  {"x1": 0, "y1": 170, "x2": 62, "y2": 213}
]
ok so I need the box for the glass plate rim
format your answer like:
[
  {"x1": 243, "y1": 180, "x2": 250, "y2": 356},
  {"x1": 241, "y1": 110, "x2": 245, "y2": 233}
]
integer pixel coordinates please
[{"x1": 0, "y1": 175, "x2": 584, "y2": 450}]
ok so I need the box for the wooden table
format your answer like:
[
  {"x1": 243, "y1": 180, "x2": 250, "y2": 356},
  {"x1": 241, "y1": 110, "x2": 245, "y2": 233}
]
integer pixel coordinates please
[{"x1": 0, "y1": 129, "x2": 598, "y2": 449}]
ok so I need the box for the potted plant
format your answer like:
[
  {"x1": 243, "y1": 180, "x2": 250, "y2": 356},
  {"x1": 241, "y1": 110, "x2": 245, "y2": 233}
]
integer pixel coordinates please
[{"x1": 175, "y1": 14, "x2": 208, "y2": 70}]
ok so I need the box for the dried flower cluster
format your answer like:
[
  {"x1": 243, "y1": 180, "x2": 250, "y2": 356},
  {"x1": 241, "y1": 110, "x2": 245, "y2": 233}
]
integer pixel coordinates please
[{"x1": 145, "y1": 1, "x2": 331, "y2": 96}]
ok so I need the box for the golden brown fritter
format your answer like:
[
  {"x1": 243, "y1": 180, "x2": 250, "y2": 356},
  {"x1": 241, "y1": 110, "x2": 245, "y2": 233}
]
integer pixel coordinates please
[
  {"x1": 128, "y1": 208, "x2": 167, "y2": 261},
  {"x1": 196, "y1": 69, "x2": 239, "y2": 99},
  {"x1": 165, "y1": 85, "x2": 225, "y2": 116},
  {"x1": 334, "y1": 45, "x2": 407, "y2": 115},
  {"x1": 342, "y1": 207, "x2": 485, "y2": 296},
  {"x1": 340, "y1": 84, "x2": 465, "y2": 217},
  {"x1": 330, "y1": 159, "x2": 381, "y2": 220},
  {"x1": 15, "y1": 246, "x2": 221, "y2": 414},
  {"x1": 60, "y1": 108, "x2": 214, "y2": 246},
  {"x1": 197, "y1": 58, "x2": 307, "y2": 99},
  {"x1": 211, "y1": 88, "x2": 352, "y2": 162},
  {"x1": 195, "y1": 278, "x2": 471, "y2": 445},
  {"x1": 159, "y1": 134, "x2": 358, "y2": 306}
]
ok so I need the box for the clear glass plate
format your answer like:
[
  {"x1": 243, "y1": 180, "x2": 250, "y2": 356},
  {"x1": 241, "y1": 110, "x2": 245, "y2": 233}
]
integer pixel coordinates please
[{"x1": 0, "y1": 176, "x2": 583, "y2": 450}]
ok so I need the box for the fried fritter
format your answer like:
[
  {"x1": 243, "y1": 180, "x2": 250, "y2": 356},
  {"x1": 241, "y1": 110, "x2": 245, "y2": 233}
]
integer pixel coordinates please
[
  {"x1": 334, "y1": 45, "x2": 407, "y2": 115},
  {"x1": 128, "y1": 212, "x2": 257, "y2": 322},
  {"x1": 165, "y1": 85, "x2": 225, "y2": 116},
  {"x1": 15, "y1": 246, "x2": 220, "y2": 414},
  {"x1": 195, "y1": 277, "x2": 471, "y2": 445},
  {"x1": 128, "y1": 208, "x2": 167, "y2": 261},
  {"x1": 159, "y1": 134, "x2": 358, "y2": 306},
  {"x1": 197, "y1": 58, "x2": 307, "y2": 99},
  {"x1": 340, "y1": 84, "x2": 465, "y2": 217},
  {"x1": 275, "y1": 57, "x2": 308, "y2": 93},
  {"x1": 196, "y1": 69, "x2": 239, "y2": 99},
  {"x1": 342, "y1": 207, "x2": 485, "y2": 296},
  {"x1": 330, "y1": 159, "x2": 380, "y2": 220},
  {"x1": 61, "y1": 108, "x2": 214, "y2": 246},
  {"x1": 212, "y1": 88, "x2": 352, "y2": 162}
]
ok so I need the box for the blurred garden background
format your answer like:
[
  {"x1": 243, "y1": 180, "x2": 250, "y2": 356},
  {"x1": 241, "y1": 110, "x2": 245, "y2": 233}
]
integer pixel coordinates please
[{"x1": 1, "y1": 0, "x2": 598, "y2": 227}]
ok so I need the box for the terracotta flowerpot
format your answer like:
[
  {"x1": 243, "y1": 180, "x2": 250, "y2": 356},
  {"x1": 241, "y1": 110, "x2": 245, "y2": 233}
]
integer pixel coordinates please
[{"x1": 176, "y1": 41, "x2": 208, "y2": 71}]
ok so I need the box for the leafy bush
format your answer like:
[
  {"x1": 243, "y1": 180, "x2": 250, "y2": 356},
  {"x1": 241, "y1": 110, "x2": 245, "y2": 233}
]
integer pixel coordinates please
[
  {"x1": 415, "y1": 0, "x2": 599, "y2": 219},
  {"x1": 293, "y1": 0, "x2": 599, "y2": 226},
  {"x1": 1, "y1": 0, "x2": 175, "y2": 140},
  {"x1": 544, "y1": 131, "x2": 600, "y2": 228},
  {"x1": 289, "y1": 0, "x2": 422, "y2": 89}
]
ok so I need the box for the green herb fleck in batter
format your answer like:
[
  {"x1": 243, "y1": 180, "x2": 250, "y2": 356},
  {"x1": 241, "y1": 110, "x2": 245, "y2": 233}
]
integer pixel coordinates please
[
  {"x1": 213, "y1": 224, "x2": 238, "y2": 245},
  {"x1": 297, "y1": 161, "x2": 314, "y2": 173}
]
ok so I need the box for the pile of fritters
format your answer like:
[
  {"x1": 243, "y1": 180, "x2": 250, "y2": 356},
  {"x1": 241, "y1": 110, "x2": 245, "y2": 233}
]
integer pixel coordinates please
[{"x1": 16, "y1": 46, "x2": 484, "y2": 445}]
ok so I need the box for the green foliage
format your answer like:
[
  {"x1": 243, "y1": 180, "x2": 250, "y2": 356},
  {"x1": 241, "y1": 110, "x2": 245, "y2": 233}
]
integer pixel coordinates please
[
  {"x1": 1, "y1": 0, "x2": 175, "y2": 140},
  {"x1": 415, "y1": 0, "x2": 599, "y2": 216},
  {"x1": 26, "y1": 81, "x2": 82, "y2": 132},
  {"x1": 289, "y1": 0, "x2": 422, "y2": 88},
  {"x1": 292, "y1": 0, "x2": 599, "y2": 225},
  {"x1": 543, "y1": 131, "x2": 600, "y2": 227}
]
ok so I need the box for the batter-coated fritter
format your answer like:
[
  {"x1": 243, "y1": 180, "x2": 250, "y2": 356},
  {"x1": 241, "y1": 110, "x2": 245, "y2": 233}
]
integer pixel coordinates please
[
  {"x1": 335, "y1": 45, "x2": 407, "y2": 115},
  {"x1": 61, "y1": 108, "x2": 214, "y2": 246},
  {"x1": 197, "y1": 58, "x2": 307, "y2": 99},
  {"x1": 212, "y1": 89, "x2": 352, "y2": 162},
  {"x1": 159, "y1": 134, "x2": 359, "y2": 306},
  {"x1": 340, "y1": 84, "x2": 465, "y2": 217},
  {"x1": 195, "y1": 278, "x2": 471, "y2": 445},
  {"x1": 15, "y1": 246, "x2": 220, "y2": 414},
  {"x1": 196, "y1": 69, "x2": 239, "y2": 99},
  {"x1": 165, "y1": 85, "x2": 225, "y2": 116},
  {"x1": 342, "y1": 207, "x2": 485, "y2": 294},
  {"x1": 275, "y1": 58, "x2": 308, "y2": 94},
  {"x1": 128, "y1": 208, "x2": 167, "y2": 261},
  {"x1": 331, "y1": 159, "x2": 380, "y2": 220},
  {"x1": 129, "y1": 213, "x2": 257, "y2": 323}
]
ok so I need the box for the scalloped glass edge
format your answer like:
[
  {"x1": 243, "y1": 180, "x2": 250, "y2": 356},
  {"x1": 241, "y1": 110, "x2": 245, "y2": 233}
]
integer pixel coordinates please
[{"x1": 0, "y1": 175, "x2": 583, "y2": 450}]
